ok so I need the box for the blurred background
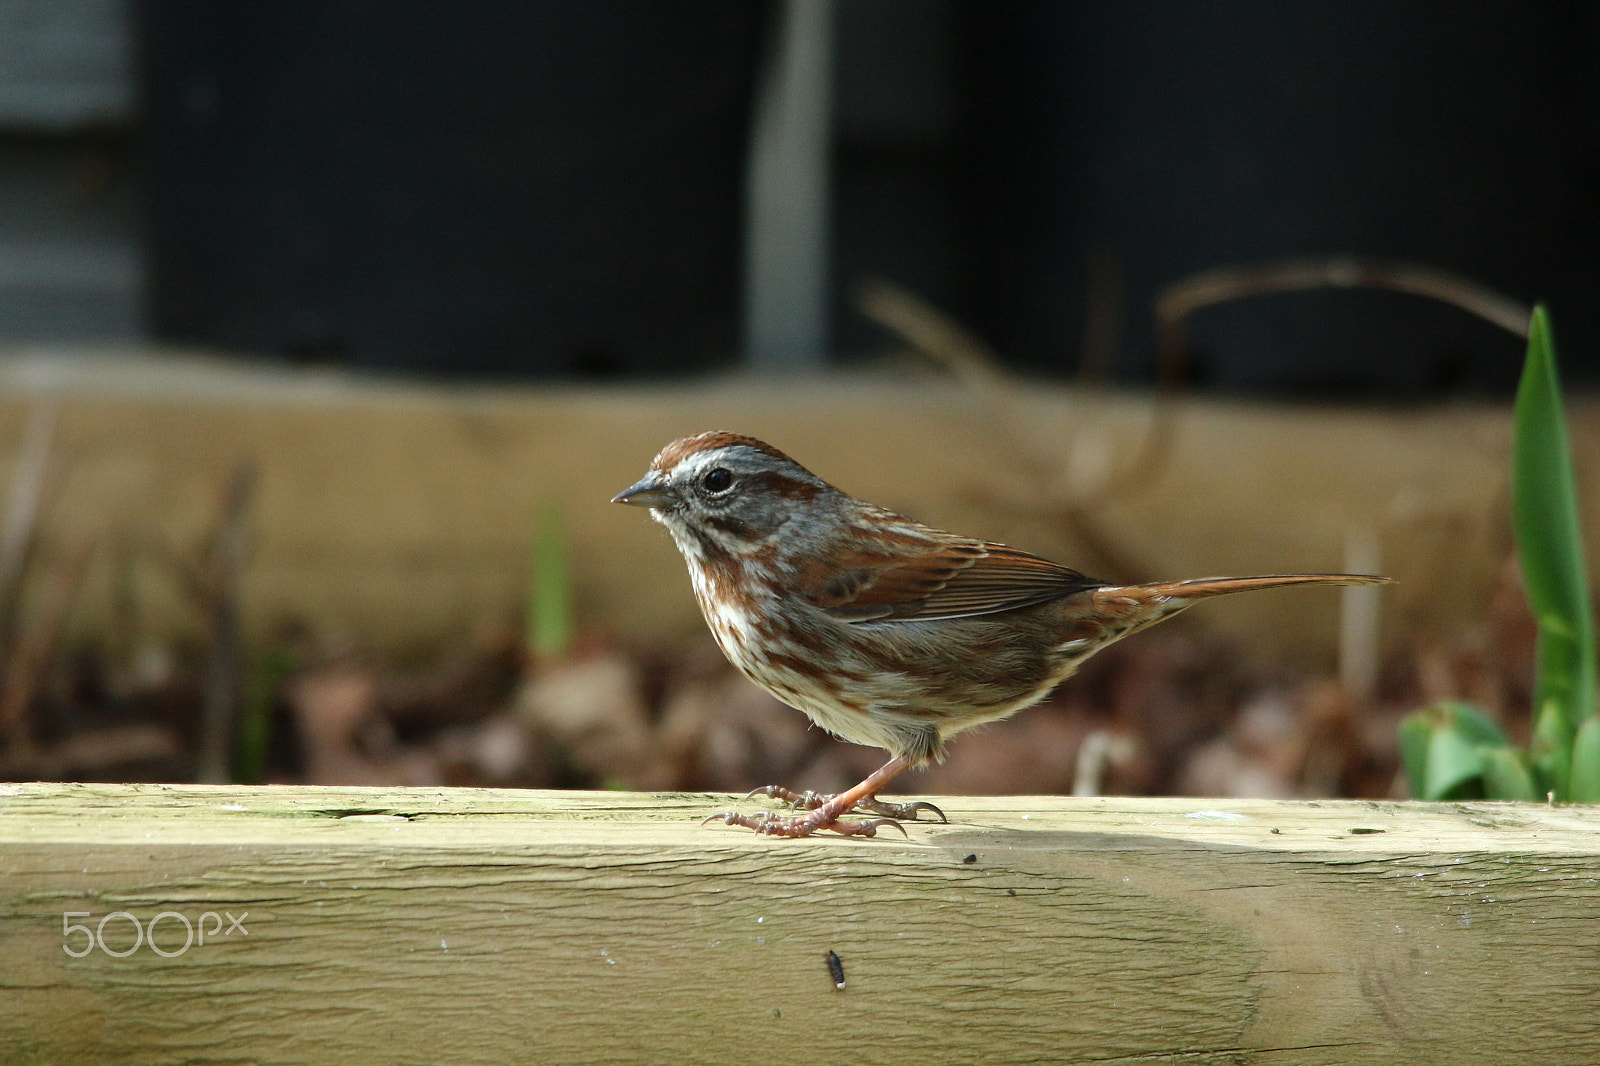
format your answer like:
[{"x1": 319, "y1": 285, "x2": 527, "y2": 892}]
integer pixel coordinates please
[{"x1": 0, "y1": 0, "x2": 1590, "y2": 800}]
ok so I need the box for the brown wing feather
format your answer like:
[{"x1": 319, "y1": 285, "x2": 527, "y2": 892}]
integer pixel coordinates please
[{"x1": 798, "y1": 533, "x2": 1101, "y2": 623}]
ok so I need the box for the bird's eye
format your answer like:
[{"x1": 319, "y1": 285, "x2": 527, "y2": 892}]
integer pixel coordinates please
[{"x1": 701, "y1": 467, "x2": 735, "y2": 493}]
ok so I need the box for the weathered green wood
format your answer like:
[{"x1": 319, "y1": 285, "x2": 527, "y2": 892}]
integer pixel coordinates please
[{"x1": 1, "y1": 783, "x2": 1598, "y2": 1065}]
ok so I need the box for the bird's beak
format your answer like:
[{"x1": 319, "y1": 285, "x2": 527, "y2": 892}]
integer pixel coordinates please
[{"x1": 612, "y1": 474, "x2": 675, "y2": 508}]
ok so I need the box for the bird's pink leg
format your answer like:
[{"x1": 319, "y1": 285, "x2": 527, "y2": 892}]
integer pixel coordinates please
[{"x1": 704, "y1": 754, "x2": 942, "y2": 837}]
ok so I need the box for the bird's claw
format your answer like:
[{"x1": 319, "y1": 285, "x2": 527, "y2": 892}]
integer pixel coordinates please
[
  {"x1": 745, "y1": 784, "x2": 826, "y2": 809},
  {"x1": 701, "y1": 809, "x2": 908, "y2": 838},
  {"x1": 863, "y1": 798, "x2": 948, "y2": 823},
  {"x1": 744, "y1": 785, "x2": 946, "y2": 824}
]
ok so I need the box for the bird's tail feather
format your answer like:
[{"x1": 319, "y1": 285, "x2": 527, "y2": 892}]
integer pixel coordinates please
[
  {"x1": 1047, "y1": 574, "x2": 1389, "y2": 672},
  {"x1": 1122, "y1": 573, "x2": 1391, "y2": 603}
]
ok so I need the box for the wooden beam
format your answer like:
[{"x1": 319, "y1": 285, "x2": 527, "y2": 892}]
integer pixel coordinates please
[
  {"x1": 2, "y1": 784, "x2": 1597, "y2": 1064},
  {"x1": 0, "y1": 355, "x2": 1540, "y2": 661}
]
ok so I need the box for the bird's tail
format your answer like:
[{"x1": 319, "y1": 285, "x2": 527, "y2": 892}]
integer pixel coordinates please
[
  {"x1": 1084, "y1": 572, "x2": 1390, "y2": 630},
  {"x1": 1121, "y1": 573, "x2": 1391, "y2": 603},
  {"x1": 1046, "y1": 574, "x2": 1390, "y2": 676}
]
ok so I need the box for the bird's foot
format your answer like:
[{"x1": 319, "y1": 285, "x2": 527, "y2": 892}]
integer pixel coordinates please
[
  {"x1": 745, "y1": 784, "x2": 947, "y2": 824},
  {"x1": 701, "y1": 809, "x2": 906, "y2": 838}
]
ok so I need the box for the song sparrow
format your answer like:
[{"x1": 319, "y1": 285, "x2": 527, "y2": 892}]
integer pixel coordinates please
[{"x1": 614, "y1": 431, "x2": 1388, "y2": 838}]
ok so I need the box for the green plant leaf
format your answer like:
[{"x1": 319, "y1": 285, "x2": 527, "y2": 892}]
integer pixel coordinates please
[
  {"x1": 1402, "y1": 307, "x2": 1600, "y2": 803},
  {"x1": 1441, "y1": 701, "x2": 1512, "y2": 747},
  {"x1": 1397, "y1": 711, "x2": 1433, "y2": 800},
  {"x1": 1480, "y1": 746, "x2": 1540, "y2": 802},
  {"x1": 1571, "y1": 717, "x2": 1600, "y2": 803},
  {"x1": 1512, "y1": 305, "x2": 1598, "y2": 737},
  {"x1": 527, "y1": 501, "x2": 573, "y2": 661},
  {"x1": 1530, "y1": 698, "x2": 1571, "y2": 799},
  {"x1": 1400, "y1": 702, "x2": 1509, "y2": 800},
  {"x1": 235, "y1": 645, "x2": 298, "y2": 785},
  {"x1": 1424, "y1": 723, "x2": 1485, "y2": 800}
]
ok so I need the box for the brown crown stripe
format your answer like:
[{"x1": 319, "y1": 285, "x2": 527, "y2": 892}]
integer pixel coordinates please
[{"x1": 654, "y1": 431, "x2": 796, "y2": 471}]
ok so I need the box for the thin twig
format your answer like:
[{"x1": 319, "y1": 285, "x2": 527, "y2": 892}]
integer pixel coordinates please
[
  {"x1": 0, "y1": 539, "x2": 95, "y2": 752},
  {"x1": 0, "y1": 403, "x2": 58, "y2": 656},
  {"x1": 1154, "y1": 256, "x2": 1534, "y2": 384},
  {"x1": 1071, "y1": 728, "x2": 1114, "y2": 797},
  {"x1": 854, "y1": 277, "x2": 1011, "y2": 396},
  {"x1": 1339, "y1": 524, "x2": 1384, "y2": 704},
  {"x1": 196, "y1": 462, "x2": 257, "y2": 783}
]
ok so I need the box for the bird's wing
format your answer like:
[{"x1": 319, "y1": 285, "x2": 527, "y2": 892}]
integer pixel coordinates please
[{"x1": 795, "y1": 530, "x2": 1101, "y2": 623}]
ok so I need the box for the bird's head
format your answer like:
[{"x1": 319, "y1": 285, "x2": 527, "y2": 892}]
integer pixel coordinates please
[{"x1": 613, "y1": 431, "x2": 835, "y2": 557}]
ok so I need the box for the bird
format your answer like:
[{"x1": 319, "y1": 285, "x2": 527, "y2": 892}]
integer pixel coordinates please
[{"x1": 613, "y1": 431, "x2": 1388, "y2": 837}]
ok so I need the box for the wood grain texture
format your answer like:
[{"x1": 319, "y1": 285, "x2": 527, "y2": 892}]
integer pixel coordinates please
[{"x1": 1, "y1": 784, "x2": 1598, "y2": 1065}]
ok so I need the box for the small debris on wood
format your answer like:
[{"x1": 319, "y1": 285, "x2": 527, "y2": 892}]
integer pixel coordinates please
[{"x1": 825, "y1": 950, "x2": 845, "y2": 990}]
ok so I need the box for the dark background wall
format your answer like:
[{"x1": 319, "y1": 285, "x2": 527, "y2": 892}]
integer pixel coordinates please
[
  {"x1": 137, "y1": 1, "x2": 767, "y2": 377},
  {"x1": 955, "y1": 1, "x2": 1600, "y2": 395},
  {"x1": 4, "y1": 0, "x2": 1597, "y2": 395}
]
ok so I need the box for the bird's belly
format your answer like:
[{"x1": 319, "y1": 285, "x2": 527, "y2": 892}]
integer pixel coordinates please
[{"x1": 704, "y1": 603, "x2": 1066, "y2": 757}]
